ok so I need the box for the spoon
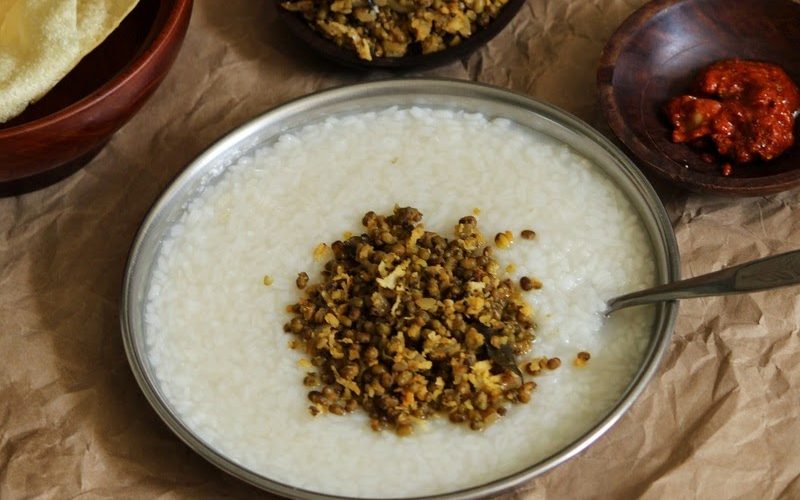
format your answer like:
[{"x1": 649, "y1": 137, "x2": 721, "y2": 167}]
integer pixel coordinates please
[
  {"x1": 605, "y1": 249, "x2": 800, "y2": 315},
  {"x1": 487, "y1": 250, "x2": 800, "y2": 376}
]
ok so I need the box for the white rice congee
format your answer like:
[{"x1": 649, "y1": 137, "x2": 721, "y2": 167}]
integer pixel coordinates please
[{"x1": 144, "y1": 107, "x2": 656, "y2": 497}]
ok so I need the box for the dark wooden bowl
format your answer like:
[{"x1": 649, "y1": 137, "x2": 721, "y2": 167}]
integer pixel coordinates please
[
  {"x1": 0, "y1": 0, "x2": 193, "y2": 195},
  {"x1": 598, "y1": 0, "x2": 800, "y2": 196},
  {"x1": 277, "y1": 0, "x2": 526, "y2": 70}
]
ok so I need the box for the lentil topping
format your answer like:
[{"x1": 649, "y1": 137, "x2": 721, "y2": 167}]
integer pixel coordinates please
[
  {"x1": 280, "y1": 0, "x2": 511, "y2": 61},
  {"x1": 494, "y1": 230, "x2": 513, "y2": 249},
  {"x1": 284, "y1": 206, "x2": 537, "y2": 435}
]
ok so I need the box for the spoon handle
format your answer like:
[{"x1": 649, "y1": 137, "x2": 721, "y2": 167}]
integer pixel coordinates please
[{"x1": 605, "y1": 249, "x2": 800, "y2": 315}]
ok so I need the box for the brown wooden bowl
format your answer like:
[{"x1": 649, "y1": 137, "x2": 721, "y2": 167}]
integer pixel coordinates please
[
  {"x1": 277, "y1": 0, "x2": 526, "y2": 70},
  {"x1": 0, "y1": 0, "x2": 193, "y2": 195},
  {"x1": 598, "y1": 0, "x2": 800, "y2": 196}
]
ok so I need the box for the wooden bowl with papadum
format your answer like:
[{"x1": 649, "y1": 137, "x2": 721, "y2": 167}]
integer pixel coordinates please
[{"x1": 0, "y1": 0, "x2": 193, "y2": 195}]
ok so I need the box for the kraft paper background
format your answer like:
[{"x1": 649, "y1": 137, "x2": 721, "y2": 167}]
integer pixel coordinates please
[{"x1": 1, "y1": 1, "x2": 798, "y2": 498}]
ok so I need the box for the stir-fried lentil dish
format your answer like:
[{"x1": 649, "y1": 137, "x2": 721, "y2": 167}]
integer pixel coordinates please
[
  {"x1": 284, "y1": 207, "x2": 544, "y2": 435},
  {"x1": 280, "y1": 0, "x2": 511, "y2": 61}
]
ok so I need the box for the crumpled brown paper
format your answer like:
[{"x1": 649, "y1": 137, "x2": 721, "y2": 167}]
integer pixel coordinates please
[{"x1": 2, "y1": 1, "x2": 799, "y2": 498}]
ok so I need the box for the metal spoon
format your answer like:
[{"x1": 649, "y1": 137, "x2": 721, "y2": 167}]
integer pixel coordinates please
[
  {"x1": 605, "y1": 249, "x2": 800, "y2": 316},
  {"x1": 486, "y1": 250, "x2": 800, "y2": 376}
]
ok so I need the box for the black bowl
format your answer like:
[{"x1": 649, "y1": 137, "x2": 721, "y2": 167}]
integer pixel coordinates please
[{"x1": 277, "y1": 0, "x2": 526, "y2": 70}]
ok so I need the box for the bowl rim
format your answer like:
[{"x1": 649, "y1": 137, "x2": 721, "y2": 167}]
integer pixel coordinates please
[
  {"x1": 121, "y1": 78, "x2": 681, "y2": 499},
  {"x1": 276, "y1": 0, "x2": 527, "y2": 70},
  {"x1": 0, "y1": 0, "x2": 194, "y2": 138},
  {"x1": 597, "y1": 0, "x2": 800, "y2": 196}
]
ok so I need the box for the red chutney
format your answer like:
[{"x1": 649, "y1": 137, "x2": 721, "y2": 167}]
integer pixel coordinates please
[{"x1": 665, "y1": 59, "x2": 800, "y2": 166}]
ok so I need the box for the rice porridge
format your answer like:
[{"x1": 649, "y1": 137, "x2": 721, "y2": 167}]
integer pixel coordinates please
[{"x1": 144, "y1": 107, "x2": 656, "y2": 497}]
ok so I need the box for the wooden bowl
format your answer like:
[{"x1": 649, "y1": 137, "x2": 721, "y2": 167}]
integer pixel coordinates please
[
  {"x1": 0, "y1": 0, "x2": 193, "y2": 195},
  {"x1": 598, "y1": 0, "x2": 800, "y2": 196},
  {"x1": 277, "y1": 0, "x2": 526, "y2": 70}
]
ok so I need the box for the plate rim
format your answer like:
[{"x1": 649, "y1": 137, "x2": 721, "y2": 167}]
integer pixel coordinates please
[{"x1": 121, "y1": 78, "x2": 681, "y2": 499}]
